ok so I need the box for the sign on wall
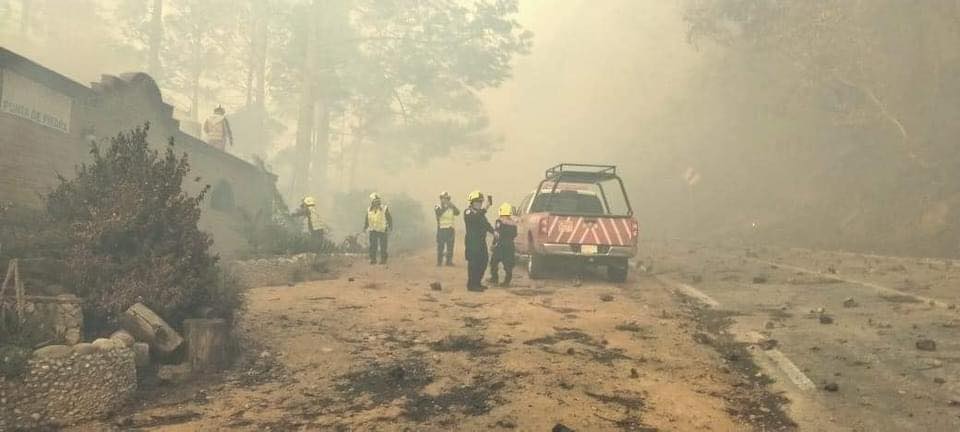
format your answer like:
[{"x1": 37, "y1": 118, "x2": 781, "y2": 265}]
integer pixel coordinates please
[{"x1": 0, "y1": 68, "x2": 72, "y2": 133}]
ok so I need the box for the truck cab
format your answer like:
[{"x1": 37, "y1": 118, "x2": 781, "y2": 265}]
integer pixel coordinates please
[{"x1": 515, "y1": 164, "x2": 638, "y2": 282}]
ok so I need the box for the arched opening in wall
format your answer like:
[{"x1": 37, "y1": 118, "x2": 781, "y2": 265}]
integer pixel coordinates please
[{"x1": 210, "y1": 179, "x2": 236, "y2": 212}]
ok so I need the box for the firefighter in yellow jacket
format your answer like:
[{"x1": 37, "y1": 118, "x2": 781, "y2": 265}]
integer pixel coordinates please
[
  {"x1": 363, "y1": 193, "x2": 393, "y2": 265},
  {"x1": 435, "y1": 191, "x2": 460, "y2": 266},
  {"x1": 294, "y1": 196, "x2": 323, "y2": 234}
]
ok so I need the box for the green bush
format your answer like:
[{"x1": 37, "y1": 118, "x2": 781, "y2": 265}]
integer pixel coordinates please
[{"x1": 45, "y1": 124, "x2": 237, "y2": 328}]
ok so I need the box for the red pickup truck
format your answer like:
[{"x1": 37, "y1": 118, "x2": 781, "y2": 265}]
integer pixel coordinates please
[{"x1": 514, "y1": 164, "x2": 638, "y2": 282}]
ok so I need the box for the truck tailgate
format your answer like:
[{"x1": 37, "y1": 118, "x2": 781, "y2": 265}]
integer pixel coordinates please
[{"x1": 542, "y1": 214, "x2": 637, "y2": 246}]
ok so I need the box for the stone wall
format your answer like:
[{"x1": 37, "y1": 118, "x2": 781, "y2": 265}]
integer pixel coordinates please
[
  {"x1": 0, "y1": 340, "x2": 136, "y2": 429},
  {"x1": 1, "y1": 294, "x2": 83, "y2": 345}
]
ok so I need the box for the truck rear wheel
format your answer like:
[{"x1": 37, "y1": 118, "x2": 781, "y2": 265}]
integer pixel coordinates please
[
  {"x1": 607, "y1": 259, "x2": 628, "y2": 282},
  {"x1": 528, "y1": 253, "x2": 547, "y2": 279}
]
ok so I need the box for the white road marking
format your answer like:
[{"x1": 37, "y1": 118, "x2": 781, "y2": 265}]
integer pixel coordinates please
[
  {"x1": 655, "y1": 275, "x2": 817, "y2": 392},
  {"x1": 745, "y1": 331, "x2": 817, "y2": 391},
  {"x1": 656, "y1": 276, "x2": 720, "y2": 308},
  {"x1": 751, "y1": 258, "x2": 952, "y2": 309}
]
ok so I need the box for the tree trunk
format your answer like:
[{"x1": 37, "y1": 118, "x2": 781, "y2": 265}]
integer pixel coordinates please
[
  {"x1": 190, "y1": 52, "x2": 202, "y2": 121},
  {"x1": 253, "y1": 1, "x2": 268, "y2": 109},
  {"x1": 184, "y1": 318, "x2": 229, "y2": 373},
  {"x1": 292, "y1": 0, "x2": 320, "y2": 198},
  {"x1": 148, "y1": 0, "x2": 164, "y2": 78},
  {"x1": 313, "y1": 99, "x2": 330, "y2": 191},
  {"x1": 119, "y1": 302, "x2": 184, "y2": 354}
]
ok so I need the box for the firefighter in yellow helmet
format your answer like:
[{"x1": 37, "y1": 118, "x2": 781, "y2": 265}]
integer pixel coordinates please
[
  {"x1": 363, "y1": 192, "x2": 392, "y2": 264},
  {"x1": 463, "y1": 190, "x2": 493, "y2": 291},
  {"x1": 293, "y1": 196, "x2": 324, "y2": 239},
  {"x1": 435, "y1": 191, "x2": 460, "y2": 266},
  {"x1": 489, "y1": 203, "x2": 518, "y2": 286}
]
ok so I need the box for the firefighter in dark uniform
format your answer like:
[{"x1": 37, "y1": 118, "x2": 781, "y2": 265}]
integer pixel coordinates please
[
  {"x1": 464, "y1": 190, "x2": 493, "y2": 291},
  {"x1": 489, "y1": 202, "x2": 518, "y2": 286}
]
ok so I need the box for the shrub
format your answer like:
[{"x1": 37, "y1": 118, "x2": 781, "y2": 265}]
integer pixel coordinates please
[
  {"x1": 236, "y1": 159, "x2": 336, "y2": 257},
  {"x1": 45, "y1": 124, "x2": 226, "y2": 328}
]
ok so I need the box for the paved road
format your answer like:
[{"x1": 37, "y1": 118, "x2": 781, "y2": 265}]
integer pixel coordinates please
[{"x1": 648, "y1": 240, "x2": 960, "y2": 432}]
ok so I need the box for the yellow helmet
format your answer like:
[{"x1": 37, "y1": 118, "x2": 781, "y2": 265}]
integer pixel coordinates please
[
  {"x1": 369, "y1": 192, "x2": 381, "y2": 201},
  {"x1": 302, "y1": 196, "x2": 316, "y2": 206},
  {"x1": 467, "y1": 190, "x2": 484, "y2": 202},
  {"x1": 498, "y1": 202, "x2": 513, "y2": 216}
]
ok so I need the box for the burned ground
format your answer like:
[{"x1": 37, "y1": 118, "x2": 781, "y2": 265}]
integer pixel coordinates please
[{"x1": 69, "y1": 251, "x2": 781, "y2": 431}]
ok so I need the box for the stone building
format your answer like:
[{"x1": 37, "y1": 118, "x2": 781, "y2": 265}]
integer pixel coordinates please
[{"x1": 0, "y1": 47, "x2": 276, "y2": 256}]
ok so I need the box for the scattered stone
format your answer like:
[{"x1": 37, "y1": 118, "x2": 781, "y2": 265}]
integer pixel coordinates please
[
  {"x1": 826, "y1": 266, "x2": 837, "y2": 274},
  {"x1": 495, "y1": 418, "x2": 517, "y2": 428},
  {"x1": 31, "y1": 413, "x2": 41, "y2": 421},
  {"x1": 259, "y1": 350, "x2": 272, "y2": 358},
  {"x1": 692, "y1": 332, "x2": 712, "y2": 344},
  {"x1": 764, "y1": 321, "x2": 776, "y2": 330},
  {"x1": 559, "y1": 380, "x2": 574, "y2": 390},
  {"x1": 552, "y1": 423, "x2": 575, "y2": 432},
  {"x1": 916, "y1": 339, "x2": 937, "y2": 351},
  {"x1": 823, "y1": 382, "x2": 839, "y2": 392},
  {"x1": 348, "y1": 277, "x2": 355, "y2": 282},
  {"x1": 157, "y1": 363, "x2": 193, "y2": 383},
  {"x1": 110, "y1": 330, "x2": 136, "y2": 347},
  {"x1": 842, "y1": 298, "x2": 858, "y2": 308},
  {"x1": 572, "y1": 279, "x2": 582, "y2": 288},
  {"x1": 819, "y1": 315, "x2": 834, "y2": 324},
  {"x1": 120, "y1": 302, "x2": 184, "y2": 354},
  {"x1": 33, "y1": 345, "x2": 73, "y2": 359},
  {"x1": 599, "y1": 294, "x2": 614, "y2": 302},
  {"x1": 430, "y1": 282, "x2": 442, "y2": 291},
  {"x1": 934, "y1": 377, "x2": 946, "y2": 384},
  {"x1": 566, "y1": 347, "x2": 575, "y2": 355},
  {"x1": 630, "y1": 368, "x2": 639, "y2": 378},
  {"x1": 691, "y1": 274, "x2": 703, "y2": 283},
  {"x1": 757, "y1": 339, "x2": 778, "y2": 351},
  {"x1": 752, "y1": 276, "x2": 768, "y2": 284}
]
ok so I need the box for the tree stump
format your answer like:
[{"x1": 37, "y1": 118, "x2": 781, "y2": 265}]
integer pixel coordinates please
[
  {"x1": 119, "y1": 302, "x2": 183, "y2": 354},
  {"x1": 184, "y1": 319, "x2": 228, "y2": 373}
]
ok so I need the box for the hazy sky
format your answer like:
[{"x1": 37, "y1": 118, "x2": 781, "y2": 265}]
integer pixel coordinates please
[{"x1": 383, "y1": 0, "x2": 701, "y2": 208}]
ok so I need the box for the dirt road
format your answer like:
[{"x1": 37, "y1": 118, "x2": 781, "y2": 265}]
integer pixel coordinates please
[
  {"x1": 648, "y1": 241, "x2": 960, "y2": 432},
  {"x1": 83, "y1": 250, "x2": 797, "y2": 431}
]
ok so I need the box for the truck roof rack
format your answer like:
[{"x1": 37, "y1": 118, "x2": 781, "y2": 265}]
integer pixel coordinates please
[{"x1": 544, "y1": 163, "x2": 618, "y2": 183}]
